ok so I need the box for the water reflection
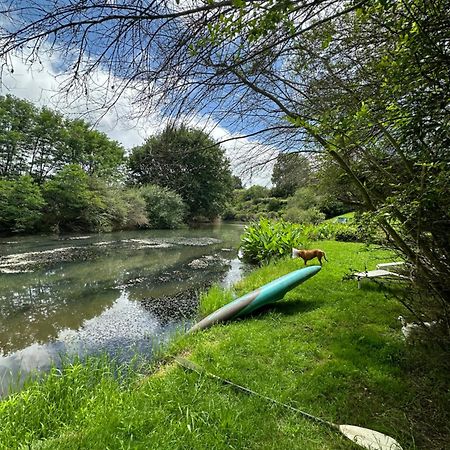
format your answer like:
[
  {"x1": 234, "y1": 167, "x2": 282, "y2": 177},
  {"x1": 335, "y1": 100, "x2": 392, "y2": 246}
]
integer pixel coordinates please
[
  {"x1": 0, "y1": 292, "x2": 169, "y2": 396},
  {"x1": 0, "y1": 223, "x2": 245, "y2": 395}
]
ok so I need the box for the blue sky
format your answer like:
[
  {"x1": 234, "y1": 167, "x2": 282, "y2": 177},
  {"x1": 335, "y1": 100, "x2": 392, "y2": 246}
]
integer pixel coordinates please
[
  {"x1": 0, "y1": 1, "x2": 281, "y2": 186},
  {"x1": 1, "y1": 49, "x2": 277, "y2": 186}
]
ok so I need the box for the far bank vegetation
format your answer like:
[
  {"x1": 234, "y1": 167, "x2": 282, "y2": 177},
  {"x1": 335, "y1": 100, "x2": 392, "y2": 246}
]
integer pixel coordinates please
[{"x1": 0, "y1": 96, "x2": 234, "y2": 234}]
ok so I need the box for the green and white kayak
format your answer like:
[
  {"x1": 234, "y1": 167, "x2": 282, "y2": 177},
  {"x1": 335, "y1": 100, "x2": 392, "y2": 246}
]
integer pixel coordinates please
[{"x1": 188, "y1": 265, "x2": 321, "y2": 333}]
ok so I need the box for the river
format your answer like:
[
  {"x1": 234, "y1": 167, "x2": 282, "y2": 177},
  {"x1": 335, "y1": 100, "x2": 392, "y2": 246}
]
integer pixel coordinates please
[{"x1": 0, "y1": 222, "x2": 245, "y2": 395}]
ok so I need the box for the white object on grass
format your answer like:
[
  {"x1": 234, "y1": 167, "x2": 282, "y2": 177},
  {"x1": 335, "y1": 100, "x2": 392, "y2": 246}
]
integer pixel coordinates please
[
  {"x1": 338, "y1": 425, "x2": 403, "y2": 450},
  {"x1": 398, "y1": 315, "x2": 437, "y2": 341},
  {"x1": 376, "y1": 262, "x2": 405, "y2": 272},
  {"x1": 352, "y1": 269, "x2": 409, "y2": 289}
]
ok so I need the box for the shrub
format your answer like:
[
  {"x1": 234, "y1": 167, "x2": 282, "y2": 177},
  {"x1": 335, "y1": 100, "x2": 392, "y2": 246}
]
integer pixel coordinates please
[
  {"x1": 263, "y1": 197, "x2": 286, "y2": 212},
  {"x1": 240, "y1": 217, "x2": 303, "y2": 264},
  {"x1": 140, "y1": 184, "x2": 186, "y2": 229},
  {"x1": 301, "y1": 222, "x2": 369, "y2": 243},
  {"x1": 84, "y1": 178, "x2": 127, "y2": 232},
  {"x1": 42, "y1": 165, "x2": 105, "y2": 232},
  {"x1": 302, "y1": 223, "x2": 336, "y2": 240},
  {"x1": 121, "y1": 188, "x2": 149, "y2": 229},
  {"x1": 226, "y1": 188, "x2": 286, "y2": 222},
  {"x1": 221, "y1": 206, "x2": 237, "y2": 221},
  {"x1": 86, "y1": 181, "x2": 149, "y2": 232},
  {"x1": 283, "y1": 206, "x2": 325, "y2": 225},
  {"x1": 334, "y1": 225, "x2": 361, "y2": 242},
  {"x1": 0, "y1": 175, "x2": 46, "y2": 233}
]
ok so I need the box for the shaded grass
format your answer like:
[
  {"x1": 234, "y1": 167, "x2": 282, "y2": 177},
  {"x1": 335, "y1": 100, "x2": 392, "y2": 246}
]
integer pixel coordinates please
[{"x1": 0, "y1": 241, "x2": 449, "y2": 449}]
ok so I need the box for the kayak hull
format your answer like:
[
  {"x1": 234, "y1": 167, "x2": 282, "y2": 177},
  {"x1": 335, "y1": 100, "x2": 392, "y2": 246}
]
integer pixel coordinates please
[{"x1": 189, "y1": 265, "x2": 321, "y2": 333}]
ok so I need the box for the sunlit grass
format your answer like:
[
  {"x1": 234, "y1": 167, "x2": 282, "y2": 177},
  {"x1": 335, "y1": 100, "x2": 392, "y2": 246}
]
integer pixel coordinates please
[
  {"x1": 0, "y1": 241, "x2": 448, "y2": 449},
  {"x1": 324, "y1": 212, "x2": 355, "y2": 223}
]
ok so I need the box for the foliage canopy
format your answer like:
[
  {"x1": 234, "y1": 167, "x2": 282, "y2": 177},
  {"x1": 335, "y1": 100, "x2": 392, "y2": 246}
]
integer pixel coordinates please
[
  {"x1": 0, "y1": 95, "x2": 125, "y2": 183},
  {"x1": 271, "y1": 152, "x2": 312, "y2": 198},
  {"x1": 129, "y1": 126, "x2": 234, "y2": 221}
]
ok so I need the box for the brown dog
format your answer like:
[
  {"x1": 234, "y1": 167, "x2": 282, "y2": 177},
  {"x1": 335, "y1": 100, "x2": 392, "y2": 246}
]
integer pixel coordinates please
[{"x1": 292, "y1": 248, "x2": 328, "y2": 265}]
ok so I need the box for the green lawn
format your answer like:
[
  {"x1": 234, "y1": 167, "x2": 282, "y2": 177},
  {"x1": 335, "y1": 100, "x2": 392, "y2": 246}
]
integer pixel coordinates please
[{"x1": 0, "y1": 241, "x2": 448, "y2": 449}]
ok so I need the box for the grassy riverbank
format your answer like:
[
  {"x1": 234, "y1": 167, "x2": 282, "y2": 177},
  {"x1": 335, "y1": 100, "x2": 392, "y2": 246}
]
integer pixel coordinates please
[{"x1": 1, "y1": 241, "x2": 449, "y2": 449}]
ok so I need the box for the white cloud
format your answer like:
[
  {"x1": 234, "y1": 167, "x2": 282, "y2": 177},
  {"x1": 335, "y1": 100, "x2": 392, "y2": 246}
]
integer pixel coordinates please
[
  {"x1": 185, "y1": 115, "x2": 277, "y2": 187},
  {"x1": 1, "y1": 52, "x2": 161, "y2": 149},
  {"x1": 1, "y1": 50, "x2": 276, "y2": 186}
]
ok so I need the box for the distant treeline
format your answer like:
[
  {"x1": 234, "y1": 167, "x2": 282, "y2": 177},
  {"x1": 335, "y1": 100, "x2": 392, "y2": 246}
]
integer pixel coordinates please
[
  {"x1": 225, "y1": 153, "x2": 349, "y2": 223},
  {"x1": 0, "y1": 95, "x2": 350, "y2": 236}
]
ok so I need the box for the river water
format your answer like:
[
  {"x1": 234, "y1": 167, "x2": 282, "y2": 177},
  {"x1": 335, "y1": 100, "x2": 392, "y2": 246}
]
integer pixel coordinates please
[{"x1": 0, "y1": 222, "x2": 245, "y2": 395}]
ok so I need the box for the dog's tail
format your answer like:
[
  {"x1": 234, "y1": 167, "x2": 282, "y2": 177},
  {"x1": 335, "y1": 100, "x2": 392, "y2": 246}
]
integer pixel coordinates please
[
  {"x1": 324, "y1": 251, "x2": 328, "y2": 262},
  {"x1": 292, "y1": 248, "x2": 300, "y2": 259}
]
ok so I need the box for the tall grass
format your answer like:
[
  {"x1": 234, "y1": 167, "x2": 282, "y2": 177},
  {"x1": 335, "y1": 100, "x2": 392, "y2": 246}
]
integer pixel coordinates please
[
  {"x1": 0, "y1": 356, "x2": 126, "y2": 448},
  {"x1": 198, "y1": 284, "x2": 234, "y2": 318}
]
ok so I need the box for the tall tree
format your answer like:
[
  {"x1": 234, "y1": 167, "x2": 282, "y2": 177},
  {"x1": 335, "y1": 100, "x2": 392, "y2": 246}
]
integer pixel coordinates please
[
  {"x1": 232, "y1": 175, "x2": 243, "y2": 190},
  {"x1": 65, "y1": 120, "x2": 125, "y2": 179},
  {"x1": 0, "y1": 96, "x2": 125, "y2": 181},
  {"x1": 0, "y1": 95, "x2": 36, "y2": 178},
  {"x1": 128, "y1": 126, "x2": 234, "y2": 220},
  {"x1": 29, "y1": 106, "x2": 68, "y2": 183},
  {"x1": 42, "y1": 164, "x2": 103, "y2": 232},
  {"x1": 0, "y1": 175, "x2": 45, "y2": 233},
  {"x1": 271, "y1": 153, "x2": 312, "y2": 197}
]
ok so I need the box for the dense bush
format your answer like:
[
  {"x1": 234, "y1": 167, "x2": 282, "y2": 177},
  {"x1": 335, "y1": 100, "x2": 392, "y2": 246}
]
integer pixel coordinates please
[
  {"x1": 282, "y1": 186, "x2": 329, "y2": 224},
  {"x1": 301, "y1": 223, "x2": 336, "y2": 241},
  {"x1": 140, "y1": 184, "x2": 186, "y2": 229},
  {"x1": 0, "y1": 166, "x2": 184, "y2": 234},
  {"x1": 42, "y1": 164, "x2": 105, "y2": 232},
  {"x1": 221, "y1": 205, "x2": 238, "y2": 221},
  {"x1": 334, "y1": 226, "x2": 361, "y2": 242},
  {"x1": 226, "y1": 188, "x2": 286, "y2": 221},
  {"x1": 262, "y1": 197, "x2": 285, "y2": 212},
  {"x1": 120, "y1": 189, "x2": 149, "y2": 229},
  {"x1": 41, "y1": 165, "x2": 150, "y2": 233},
  {"x1": 283, "y1": 206, "x2": 325, "y2": 225},
  {"x1": 228, "y1": 183, "x2": 351, "y2": 224},
  {"x1": 88, "y1": 180, "x2": 149, "y2": 232},
  {"x1": 239, "y1": 218, "x2": 303, "y2": 264},
  {"x1": 301, "y1": 222, "x2": 374, "y2": 243},
  {"x1": 0, "y1": 175, "x2": 46, "y2": 233}
]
